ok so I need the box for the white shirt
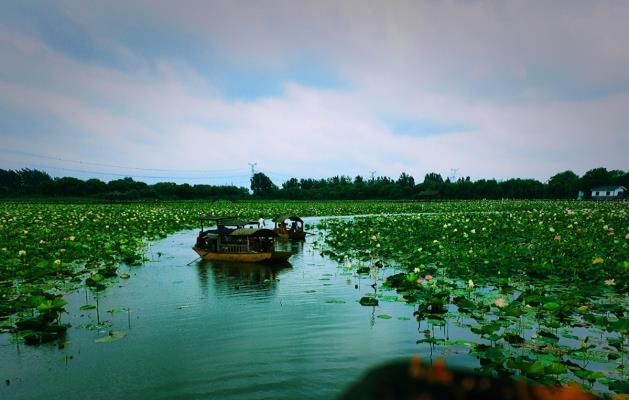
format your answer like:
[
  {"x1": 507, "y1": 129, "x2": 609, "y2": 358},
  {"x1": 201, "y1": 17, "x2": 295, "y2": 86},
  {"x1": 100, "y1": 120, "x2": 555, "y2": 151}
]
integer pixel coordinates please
[{"x1": 258, "y1": 217, "x2": 265, "y2": 228}]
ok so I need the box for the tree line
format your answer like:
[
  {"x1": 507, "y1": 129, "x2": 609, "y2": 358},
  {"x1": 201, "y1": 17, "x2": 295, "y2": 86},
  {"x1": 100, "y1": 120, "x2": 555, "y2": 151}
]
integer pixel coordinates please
[
  {"x1": 0, "y1": 169, "x2": 248, "y2": 200},
  {"x1": 1, "y1": 167, "x2": 627, "y2": 201},
  {"x1": 251, "y1": 168, "x2": 629, "y2": 200}
]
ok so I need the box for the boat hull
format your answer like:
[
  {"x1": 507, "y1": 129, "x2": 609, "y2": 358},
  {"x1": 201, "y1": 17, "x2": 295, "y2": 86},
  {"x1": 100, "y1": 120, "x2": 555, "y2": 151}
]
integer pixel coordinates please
[
  {"x1": 270, "y1": 251, "x2": 292, "y2": 261},
  {"x1": 274, "y1": 231, "x2": 306, "y2": 240},
  {"x1": 288, "y1": 231, "x2": 306, "y2": 240},
  {"x1": 193, "y1": 247, "x2": 290, "y2": 263}
]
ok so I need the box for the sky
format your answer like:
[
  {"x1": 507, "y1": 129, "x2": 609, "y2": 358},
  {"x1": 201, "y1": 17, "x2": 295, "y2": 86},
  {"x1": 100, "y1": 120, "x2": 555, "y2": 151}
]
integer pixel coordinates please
[{"x1": 1, "y1": 0, "x2": 628, "y2": 187}]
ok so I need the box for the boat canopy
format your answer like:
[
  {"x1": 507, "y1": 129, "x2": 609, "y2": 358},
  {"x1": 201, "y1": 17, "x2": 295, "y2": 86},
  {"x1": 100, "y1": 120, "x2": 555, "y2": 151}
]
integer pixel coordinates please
[
  {"x1": 202, "y1": 227, "x2": 235, "y2": 236},
  {"x1": 198, "y1": 216, "x2": 257, "y2": 230},
  {"x1": 229, "y1": 228, "x2": 278, "y2": 237},
  {"x1": 199, "y1": 215, "x2": 237, "y2": 222},
  {"x1": 272, "y1": 216, "x2": 303, "y2": 223},
  {"x1": 220, "y1": 219, "x2": 258, "y2": 227}
]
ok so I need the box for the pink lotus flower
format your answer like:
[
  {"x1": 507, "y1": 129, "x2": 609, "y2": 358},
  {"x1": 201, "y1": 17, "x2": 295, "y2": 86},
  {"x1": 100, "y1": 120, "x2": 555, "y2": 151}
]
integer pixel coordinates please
[
  {"x1": 416, "y1": 278, "x2": 423, "y2": 284},
  {"x1": 625, "y1": 233, "x2": 629, "y2": 240},
  {"x1": 494, "y1": 298, "x2": 507, "y2": 308},
  {"x1": 425, "y1": 274, "x2": 433, "y2": 281},
  {"x1": 554, "y1": 235, "x2": 561, "y2": 241}
]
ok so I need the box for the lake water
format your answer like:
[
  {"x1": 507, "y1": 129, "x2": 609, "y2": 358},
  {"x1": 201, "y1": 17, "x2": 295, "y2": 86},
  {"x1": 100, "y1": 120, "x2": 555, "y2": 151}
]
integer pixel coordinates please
[{"x1": 0, "y1": 218, "x2": 478, "y2": 400}]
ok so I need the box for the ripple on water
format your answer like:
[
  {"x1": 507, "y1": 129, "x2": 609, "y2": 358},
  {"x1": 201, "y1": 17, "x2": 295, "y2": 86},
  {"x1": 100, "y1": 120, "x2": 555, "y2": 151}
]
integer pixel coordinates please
[{"x1": 0, "y1": 227, "x2": 440, "y2": 400}]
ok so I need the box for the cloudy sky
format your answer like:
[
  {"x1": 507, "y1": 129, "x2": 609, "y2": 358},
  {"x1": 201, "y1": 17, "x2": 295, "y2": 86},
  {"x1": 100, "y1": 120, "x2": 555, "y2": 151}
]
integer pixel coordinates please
[{"x1": 1, "y1": 0, "x2": 628, "y2": 186}]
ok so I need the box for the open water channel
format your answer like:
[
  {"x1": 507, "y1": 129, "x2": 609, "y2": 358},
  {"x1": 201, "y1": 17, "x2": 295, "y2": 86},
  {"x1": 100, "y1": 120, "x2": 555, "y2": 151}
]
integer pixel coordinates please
[{"x1": 0, "y1": 217, "x2": 477, "y2": 400}]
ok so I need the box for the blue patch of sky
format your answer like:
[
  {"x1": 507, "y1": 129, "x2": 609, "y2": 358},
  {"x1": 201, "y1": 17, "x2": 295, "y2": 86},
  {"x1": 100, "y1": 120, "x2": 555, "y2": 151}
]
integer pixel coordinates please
[
  {"x1": 384, "y1": 115, "x2": 474, "y2": 137},
  {"x1": 440, "y1": 64, "x2": 629, "y2": 104},
  {"x1": 98, "y1": 16, "x2": 347, "y2": 99},
  {"x1": 0, "y1": 102, "x2": 76, "y2": 140},
  {"x1": 0, "y1": 2, "x2": 126, "y2": 69},
  {"x1": 522, "y1": 67, "x2": 629, "y2": 101},
  {"x1": 214, "y1": 61, "x2": 347, "y2": 101},
  {"x1": 1, "y1": 3, "x2": 346, "y2": 101}
]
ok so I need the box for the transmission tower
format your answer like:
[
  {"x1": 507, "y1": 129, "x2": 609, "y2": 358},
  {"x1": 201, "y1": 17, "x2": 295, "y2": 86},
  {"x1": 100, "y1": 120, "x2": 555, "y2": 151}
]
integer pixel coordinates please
[
  {"x1": 449, "y1": 168, "x2": 460, "y2": 181},
  {"x1": 248, "y1": 162, "x2": 257, "y2": 176}
]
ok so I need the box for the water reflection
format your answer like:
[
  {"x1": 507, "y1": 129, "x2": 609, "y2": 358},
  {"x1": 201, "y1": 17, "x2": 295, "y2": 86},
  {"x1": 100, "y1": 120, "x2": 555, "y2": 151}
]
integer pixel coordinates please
[
  {"x1": 195, "y1": 238, "x2": 303, "y2": 296},
  {"x1": 275, "y1": 237, "x2": 305, "y2": 253},
  {"x1": 0, "y1": 224, "x2": 442, "y2": 400},
  {"x1": 200, "y1": 261, "x2": 292, "y2": 296}
]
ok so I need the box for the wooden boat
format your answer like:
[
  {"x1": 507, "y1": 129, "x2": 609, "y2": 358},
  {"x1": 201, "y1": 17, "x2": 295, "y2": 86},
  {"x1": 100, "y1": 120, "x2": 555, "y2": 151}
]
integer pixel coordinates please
[
  {"x1": 273, "y1": 216, "x2": 306, "y2": 240},
  {"x1": 193, "y1": 216, "x2": 292, "y2": 263}
]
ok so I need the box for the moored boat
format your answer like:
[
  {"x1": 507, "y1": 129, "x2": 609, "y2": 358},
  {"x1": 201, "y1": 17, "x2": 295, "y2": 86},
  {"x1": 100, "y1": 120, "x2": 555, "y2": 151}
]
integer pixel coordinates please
[
  {"x1": 273, "y1": 216, "x2": 306, "y2": 240},
  {"x1": 193, "y1": 216, "x2": 292, "y2": 263}
]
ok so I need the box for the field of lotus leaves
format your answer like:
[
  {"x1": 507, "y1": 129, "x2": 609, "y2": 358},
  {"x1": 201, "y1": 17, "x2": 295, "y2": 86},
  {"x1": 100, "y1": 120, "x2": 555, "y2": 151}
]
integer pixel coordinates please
[
  {"x1": 0, "y1": 199, "x2": 493, "y2": 327},
  {"x1": 318, "y1": 201, "x2": 629, "y2": 396},
  {"x1": 1, "y1": 199, "x2": 628, "y2": 396}
]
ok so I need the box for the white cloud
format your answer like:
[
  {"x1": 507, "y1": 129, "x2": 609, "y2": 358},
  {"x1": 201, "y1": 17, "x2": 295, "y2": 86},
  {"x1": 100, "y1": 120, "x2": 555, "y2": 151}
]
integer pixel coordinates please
[{"x1": 1, "y1": 1, "x2": 629, "y2": 184}]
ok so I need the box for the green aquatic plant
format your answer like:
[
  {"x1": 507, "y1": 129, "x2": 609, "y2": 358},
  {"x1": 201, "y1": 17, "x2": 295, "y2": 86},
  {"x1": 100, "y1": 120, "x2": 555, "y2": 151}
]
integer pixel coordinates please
[{"x1": 318, "y1": 200, "x2": 629, "y2": 396}]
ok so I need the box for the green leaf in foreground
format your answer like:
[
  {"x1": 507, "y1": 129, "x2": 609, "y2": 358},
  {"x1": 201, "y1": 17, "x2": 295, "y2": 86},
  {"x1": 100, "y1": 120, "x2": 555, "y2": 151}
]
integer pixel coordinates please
[{"x1": 95, "y1": 331, "x2": 127, "y2": 343}]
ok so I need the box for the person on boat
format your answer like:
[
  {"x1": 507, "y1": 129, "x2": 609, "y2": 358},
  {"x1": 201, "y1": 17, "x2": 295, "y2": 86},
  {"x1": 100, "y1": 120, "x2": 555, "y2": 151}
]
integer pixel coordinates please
[
  {"x1": 251, "y1": 237, "x2": 261, "y2": 252},
  {"x1": 196, "y1": 232, "x2": 206, "y2": 249},
  {"x1": 290, "y1": 221, "x2": 298, "y2": 232},
  {"x1": 258, "y1": 215, "x2": 265, "y2": 228}
]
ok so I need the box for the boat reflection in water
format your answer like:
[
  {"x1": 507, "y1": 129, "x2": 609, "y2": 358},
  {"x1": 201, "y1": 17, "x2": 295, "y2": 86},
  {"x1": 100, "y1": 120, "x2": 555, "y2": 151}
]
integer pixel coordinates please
[
  {"x1": 194, "y1": 231, "x2": 303, "y2": 296},
  {"x1": 196, "y1": 260, "x2": 292, "y2": 297}
]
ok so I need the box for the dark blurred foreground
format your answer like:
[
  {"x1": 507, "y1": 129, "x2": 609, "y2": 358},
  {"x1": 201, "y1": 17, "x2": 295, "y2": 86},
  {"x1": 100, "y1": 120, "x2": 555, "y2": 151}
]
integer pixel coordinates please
[{"x1": 337, "y1": 356, "x2": 617, "y2": 400}]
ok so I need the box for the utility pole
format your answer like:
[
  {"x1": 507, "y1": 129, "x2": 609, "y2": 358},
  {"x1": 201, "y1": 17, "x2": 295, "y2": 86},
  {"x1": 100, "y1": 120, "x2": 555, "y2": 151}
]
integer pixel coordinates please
[
  {"x1": 450, "y1": 168, "x2": 460, "y2": 181},
  {"x1": 369, "y1": 170, "x2": 376, "y2": 181},
  {"x1": 248, "y1": 162, "x2": 257, "y2": 176}
]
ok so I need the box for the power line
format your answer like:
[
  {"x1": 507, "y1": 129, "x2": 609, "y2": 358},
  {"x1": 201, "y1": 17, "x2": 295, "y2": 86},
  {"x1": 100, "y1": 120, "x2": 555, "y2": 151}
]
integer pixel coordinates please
[
  {"x1": 23, "y1": 164, "x2": 252, "y2": 180},
  {"x1": 266, "y1": 170, "x2": 294, "y2": 178},
  {"x1": 0, "y1": 149, "x2": 246, "y2": 173}
]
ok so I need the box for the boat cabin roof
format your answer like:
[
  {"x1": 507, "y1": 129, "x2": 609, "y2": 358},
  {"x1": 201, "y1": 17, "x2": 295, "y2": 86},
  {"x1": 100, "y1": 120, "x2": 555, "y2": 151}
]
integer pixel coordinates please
[
  {"x1": 272, "y1": 215, "x2": 303, "y2": 223},
  {"x1": 201, "y1": 227, "x2": 278, "y2": 238},
  {"x1": 199, "y1": 215, "x2": 237, "y2": 222},
  {"x1": 202, "y1": 227, "x2": 235, "y2": 236},
  {"x1": 230, "y1": 228, "x2": 278, "y2": 237},
  {"x1": 198, "y1": 216, "x2": 257, "y2": 229},
  {"x1": 220, "y1": 219, "x2": 258, "y2": 227}
]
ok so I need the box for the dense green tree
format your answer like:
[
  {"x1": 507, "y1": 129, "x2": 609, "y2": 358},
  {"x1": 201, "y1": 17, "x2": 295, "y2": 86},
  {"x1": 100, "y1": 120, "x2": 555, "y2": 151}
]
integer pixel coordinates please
[
  {"x1": 282, "y1": 178, "x2": 300, "y2": 190},
  {"x1": 473, "y1": 179, "x2": 501, "y2": 199},
  {"x1": 548, "y1": 170, "x2": 580, "y2": 199},
  {"x1": 250, "y1": 172, "x2": 278, "y2": 197},
  {"x1": 53, "y1": 177, "x2": 87, "y2": 196},
  {"x1": 108, "y1": 177, "x2": 148, "y2": 193},
  {"x1": 18, "y1": 168, "x2": 52, "y2": 194},
  {"x1": 397, "y1": 172, "x2": 415, "y2": 187},
  {"x1": 153, "y1": 182, "x2": 179, "y2": 198},
  {"x1": 423, "y1": 172, "x2": 444, "y2": 184},
  {"x1": 0, "y1": 169, "x2": 20, "y2": 193},
  {"x1": 84, "y1": 178, "x2": 107, "y2": 195},
  {"x1": 580, "y1": 168, "x2": 612, "y2": 198},
  {"x1": 609, "y1": 170, "x2": 628, "y2": 187},
  {"x1": 2, "y1": 166, "x2": 627, "y2": 201},
  {"x1": 500, "y1": 178, "x2": 546, "y2": 199}
]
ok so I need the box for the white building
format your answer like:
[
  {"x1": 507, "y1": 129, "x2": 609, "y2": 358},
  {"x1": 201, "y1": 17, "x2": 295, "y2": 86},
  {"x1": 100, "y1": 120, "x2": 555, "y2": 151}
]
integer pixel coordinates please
[{"x1": 590, "y1": 186, "x2": 627, "y2": 200}]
